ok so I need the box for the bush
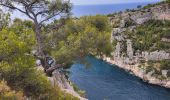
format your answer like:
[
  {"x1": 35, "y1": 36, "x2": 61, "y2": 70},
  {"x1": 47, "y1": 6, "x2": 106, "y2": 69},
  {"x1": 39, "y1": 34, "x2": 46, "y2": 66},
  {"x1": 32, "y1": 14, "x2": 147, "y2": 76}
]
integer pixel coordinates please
[
  {"x1": 0, "y1": 26, "x2": 78, "y2": 99},
  {"x1": 50, "y1": 15, "x2": 113, "y2": 64},
  {"x1": 160, "y1": 60, "x2": 170, "y2": 70},
  {"x1": 131, "y1": 20, "x2": 170, "y2": 51},
  {"x1": 72, "y1": 83, "x2": 86, "y2": 98},
  {"x1": 0, "y1": 81, "x2": 24, "y2": 100}
]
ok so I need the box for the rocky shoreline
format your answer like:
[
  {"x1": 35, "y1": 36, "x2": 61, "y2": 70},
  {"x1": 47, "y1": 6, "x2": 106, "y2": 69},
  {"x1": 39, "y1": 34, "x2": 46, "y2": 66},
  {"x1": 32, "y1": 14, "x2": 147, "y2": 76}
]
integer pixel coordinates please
[
  {"x1": 102, "y1": 56, "x2": 170, "y2": 89},
  {"x1": 106, "y1": 2, "x2": 170, "y2": 89},
  {"x1": 37, "y1": 66, "x2": 87, "y2": 100},
  {"x1": 49, "y1": 70, "x2": 87, "y2": 100}
]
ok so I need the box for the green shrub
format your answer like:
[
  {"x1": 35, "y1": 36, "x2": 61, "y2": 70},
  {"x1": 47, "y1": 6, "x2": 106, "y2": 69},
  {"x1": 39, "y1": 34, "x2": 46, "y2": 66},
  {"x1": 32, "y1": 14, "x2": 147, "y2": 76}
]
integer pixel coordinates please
[
  {"x1": 72, "y1": 83, "x2": 86, "y2": 98},
  {"x1": 130, "y1": 20, "x2": 170, "y2": 51},
  {"x1": 124, "y1": 19, "x2": 134, "y2": 27},
  {"x1": 0, "y1": 81, "x2": 24, "y2": 100},
  {"x1": 160, "y1": 60, "x2": 170, "y2": 70},
  {"x1": 0, "y1": 26, "x2": 78, "y2": 99}
]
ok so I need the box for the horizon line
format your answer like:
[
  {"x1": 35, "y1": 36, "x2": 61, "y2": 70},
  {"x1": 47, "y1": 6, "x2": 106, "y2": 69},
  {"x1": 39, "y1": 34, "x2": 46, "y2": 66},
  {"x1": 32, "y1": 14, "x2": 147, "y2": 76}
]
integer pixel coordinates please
[{"x1": 72, "y1": 1, "x2": 160, "y2": 6}]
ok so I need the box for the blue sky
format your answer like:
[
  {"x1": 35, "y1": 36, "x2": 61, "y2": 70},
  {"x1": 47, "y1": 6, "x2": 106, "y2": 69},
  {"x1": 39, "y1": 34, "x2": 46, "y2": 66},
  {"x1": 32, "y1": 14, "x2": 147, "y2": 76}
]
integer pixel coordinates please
[
  {"x1": 10, "y1": 0, "x2": 161, "y2": 20},
  {"x1": 70, "y1": 0, "x2": 161, "y2": 5}
]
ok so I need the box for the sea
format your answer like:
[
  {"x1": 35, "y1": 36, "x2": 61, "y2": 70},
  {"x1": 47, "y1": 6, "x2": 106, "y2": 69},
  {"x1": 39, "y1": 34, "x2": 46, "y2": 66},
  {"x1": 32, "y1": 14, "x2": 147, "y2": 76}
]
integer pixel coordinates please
[
  {"x1": 11, "y1": 2, "x2": 158, "y2": 20},
  {"x1": 71, "y1": 2, "x2": 158, "y2": 17}
]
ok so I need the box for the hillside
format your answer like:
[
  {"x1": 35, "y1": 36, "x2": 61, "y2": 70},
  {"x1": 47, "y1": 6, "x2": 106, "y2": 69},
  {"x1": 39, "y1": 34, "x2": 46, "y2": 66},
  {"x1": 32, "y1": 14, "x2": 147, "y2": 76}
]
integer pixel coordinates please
[{"x1": 105, "y1": 2, "x2": 170, "y2": 88}]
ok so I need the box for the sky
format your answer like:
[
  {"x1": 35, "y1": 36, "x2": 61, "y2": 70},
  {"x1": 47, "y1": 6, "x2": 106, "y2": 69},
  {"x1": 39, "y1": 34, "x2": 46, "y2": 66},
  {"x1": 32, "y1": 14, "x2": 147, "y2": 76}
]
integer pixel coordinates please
[
  {"x1": 70, "y1": 0, "x2": 161, "y2": 5},
  {"x1": 9, "y1": 0, "x2": 161, "y2": 20}
]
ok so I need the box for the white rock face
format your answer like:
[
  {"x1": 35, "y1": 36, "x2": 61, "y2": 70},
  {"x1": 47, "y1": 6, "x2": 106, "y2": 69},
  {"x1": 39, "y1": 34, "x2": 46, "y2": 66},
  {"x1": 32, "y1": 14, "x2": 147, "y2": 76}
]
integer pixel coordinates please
[
  {"x1": 112, "y1": 28, "x2": 125, "y2": 41},
  {"x1": 108, "y1": 3, "x2": 170, "y2": 89},
  {"x1": 113, "y1": 39, "x2": 170, "y2": 63},
  {"x1": 152, "y1": 5, "x2": 170, "y2": 20},
  {"x1": 141, "y1": 51, "x2": 170, "y2": 61},
  {"x1": 161, "y1": 38, "x2": 170, "y2": 42},
  {"x1": 126, "y1": 39, "x2": 133, "y2": 59},
  {"x1": 120, "y1": 19, "x2": 125, "y2": 28},
  {"x1": 130, "y1": 12, "x2": 152, "y2": 24},
  {"x1": 114, "y1": 42, "x2": 121, "y2": 60},
  {"x1": 133, "y1": 4, "x2": 170, "y2": 24},
  {"x1": 49, "y1": 70, "x2": 87, "y2": 100},
  {"x1": 162, "y1": 70, "x2": 168, "y2": 77}
]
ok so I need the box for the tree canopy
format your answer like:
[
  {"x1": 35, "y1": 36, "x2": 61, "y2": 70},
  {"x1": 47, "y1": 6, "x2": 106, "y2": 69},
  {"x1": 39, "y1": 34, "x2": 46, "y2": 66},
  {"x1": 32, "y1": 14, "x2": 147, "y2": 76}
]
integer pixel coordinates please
[
  {"x1": 44, "y1": 15, "x2": 113, "y2": 64},
  {"x1": 0, "y1": 1, "x2": 113, "y2": 99},
  {"x1": 0, "y1": 0, "x2": 72, "y2": 71},
  {"x1": 0, "y1": 0, "x2": 71, "y2": 24},
  {"x1": 0, "y1": 9, "x2": 10, "y2": 30},
  {"x1": 0, "y1": 17, "x2": 78, "y2": 99}
]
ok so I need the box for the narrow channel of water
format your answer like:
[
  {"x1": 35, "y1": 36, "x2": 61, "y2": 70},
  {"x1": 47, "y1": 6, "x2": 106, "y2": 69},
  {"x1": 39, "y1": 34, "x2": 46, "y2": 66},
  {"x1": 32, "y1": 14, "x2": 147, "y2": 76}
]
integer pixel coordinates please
[{"x1": 69, "y1": 56, "x2": 170, "y2": 100}]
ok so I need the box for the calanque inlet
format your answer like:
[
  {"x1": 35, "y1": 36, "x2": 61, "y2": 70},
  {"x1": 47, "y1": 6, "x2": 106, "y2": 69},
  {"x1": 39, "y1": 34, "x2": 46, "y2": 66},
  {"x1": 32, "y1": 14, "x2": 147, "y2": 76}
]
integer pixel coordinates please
[
  {"x1": 0, "y1": 0, "x2": 170, "y2": 100},
  {"x1": 70, "y1": 2, "x2": 170, "y2": 99}
]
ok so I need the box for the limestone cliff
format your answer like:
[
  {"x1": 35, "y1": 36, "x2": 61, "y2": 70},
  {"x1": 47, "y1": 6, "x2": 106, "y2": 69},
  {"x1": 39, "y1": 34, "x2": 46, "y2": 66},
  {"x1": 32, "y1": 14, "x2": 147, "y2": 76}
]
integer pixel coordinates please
[
  {"x1": 107, "y1": 2, "x2": 170, "y2": 88},
  {"x1": 49, "y1": 70, "x2": 87, "y2": 100}
]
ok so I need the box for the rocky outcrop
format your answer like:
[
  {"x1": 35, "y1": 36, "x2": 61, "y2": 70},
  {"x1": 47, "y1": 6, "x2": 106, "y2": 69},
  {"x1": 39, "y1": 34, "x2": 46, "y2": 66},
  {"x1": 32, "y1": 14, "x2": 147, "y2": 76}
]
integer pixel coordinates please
[
  {"x1": 110, "y1": 3, "x2": 170, "y2": 63},
  {"x1": 111, "y1": 28, "x2": 125, "y2": 41},
  {"x1": 114, "y1": 42, "x2": 121, "y2": 60},
  {"x1": 161, "y1": 37, "x2": 170, "y2": 42},
  {"x1": 36, "y1": 65, "x2": 87, "y2": 100},
  {"x1": 162, "y1": 70, "x2": 169, "y2": 77},
  {"x1": 132, "y1": 4, "x2": 170, "y2": 24},
  {"x1": 141, "y1": 51, "x2": 170, "y2": 61},
  {"x1": 152, "y1": 4, "x2": 170, "y2": 20},
  {"x1": 112, "y1": 39, "x2": 170, "y2": 62},
  {"x1": 130, "y1": 12, "x2": 152, "y2": 24},
  {"x1": 126, "y1": 39, "x2": 133, "y2": 59},
  {"x1": 109, "y1": 2, "x2": 170, "y2": 89},
  {"x1": 109, "y1": 24, "x2": 170, "y2": 88},
  {"x1": 110, "y1": 3, "x2": 170, "y2": 26},
  {"x1": 48, "y1": 70, "x2": 87, "y2": 100},
  {"x1": 102, "y1": 56, "x2": 170, "y2": 88}
]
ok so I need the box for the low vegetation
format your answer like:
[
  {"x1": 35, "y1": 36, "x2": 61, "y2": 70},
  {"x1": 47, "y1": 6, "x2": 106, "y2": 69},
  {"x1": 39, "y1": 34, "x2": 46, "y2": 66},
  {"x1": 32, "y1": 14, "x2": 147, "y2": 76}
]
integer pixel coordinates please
[
  {"x1": 108, "y1": 1, "x2": 170, "y2": 79},
  {"x1": 129, "y1": 20, "x2": 170, "y2": 52},
  {"x1": 0, "y1": 19, "x2": 78, "y2": 99},
  {"x1": 0, "y1": 4, "x2": 112, "y2": 99},
  {"x1": 160, "y1": 60, "x2": 170, "y2": 70},
  {"x1": 46, "y1": 15, "x2": 113, "y2": 64}
]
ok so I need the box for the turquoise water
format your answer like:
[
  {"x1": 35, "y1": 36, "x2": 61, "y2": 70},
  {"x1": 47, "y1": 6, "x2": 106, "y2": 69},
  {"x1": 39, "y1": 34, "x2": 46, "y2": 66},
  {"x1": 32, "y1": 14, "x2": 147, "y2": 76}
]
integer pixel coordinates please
[{"x1": 69, "y1": 56, "x2": 170, "y2": 100}]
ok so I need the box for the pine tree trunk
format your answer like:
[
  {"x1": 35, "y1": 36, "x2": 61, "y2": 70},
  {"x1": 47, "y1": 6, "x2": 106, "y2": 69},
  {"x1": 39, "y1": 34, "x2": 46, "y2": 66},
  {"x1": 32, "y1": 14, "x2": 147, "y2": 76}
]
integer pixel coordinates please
[{"x1": 34, "y1": 22, "x2": 49, "y2": 70}]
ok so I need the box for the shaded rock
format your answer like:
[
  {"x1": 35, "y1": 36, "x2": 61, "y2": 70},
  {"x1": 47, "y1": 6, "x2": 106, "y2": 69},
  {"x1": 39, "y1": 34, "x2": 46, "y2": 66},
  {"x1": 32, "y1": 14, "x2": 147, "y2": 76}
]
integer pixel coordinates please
[
  {"x1": 126, "y1": 39, "x2": 133, "y2": 59},
  {"x1": 49, "y1": 70, "x2": 87, "y2": 100}
]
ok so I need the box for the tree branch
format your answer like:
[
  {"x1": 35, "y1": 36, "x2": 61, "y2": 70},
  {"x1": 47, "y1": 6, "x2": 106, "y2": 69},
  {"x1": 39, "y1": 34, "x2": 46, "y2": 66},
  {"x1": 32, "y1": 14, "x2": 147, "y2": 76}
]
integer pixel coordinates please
[
  {"x1": 0, "y1": 3, "x2": 35, "y2": 20},
  {"x1": 47, "y1": 21, "x2": 65, "y2": 32},
  {"x1": 24, "y1": 6, "x2": 35, "y2": 20},
  {"x1": 45, "y1": 64, "x2": 65, "y2": 74},
  {"x1": 0, "y1": 3, "x2": 26, "y2": 14},
  {"x1": 35, "y1": 10, "x2": 49, "y2": 16},
  {"x1": 39, "y1": 11, "x2": 62, "y2": 25}
]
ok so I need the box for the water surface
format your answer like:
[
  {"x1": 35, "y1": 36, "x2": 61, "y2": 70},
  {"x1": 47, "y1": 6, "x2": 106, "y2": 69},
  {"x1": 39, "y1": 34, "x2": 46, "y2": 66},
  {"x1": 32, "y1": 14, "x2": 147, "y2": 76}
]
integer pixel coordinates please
[
  {"x1": 72, "y1": 2, "x2": 157, "y2": 17},
  {"x1": 69, "y1": 56, "x2": 170, "y2": 100}
]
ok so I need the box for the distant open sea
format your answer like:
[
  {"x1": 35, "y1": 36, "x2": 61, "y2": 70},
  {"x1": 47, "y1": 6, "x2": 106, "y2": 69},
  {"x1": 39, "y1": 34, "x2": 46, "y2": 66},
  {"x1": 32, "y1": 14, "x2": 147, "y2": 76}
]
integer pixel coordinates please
[
  {"x1": 72, "y1": 2, "x2": 157, "y2": 17},
  {"x1": 11, "y1": 2, "x2": 159, "y2": 20}
]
